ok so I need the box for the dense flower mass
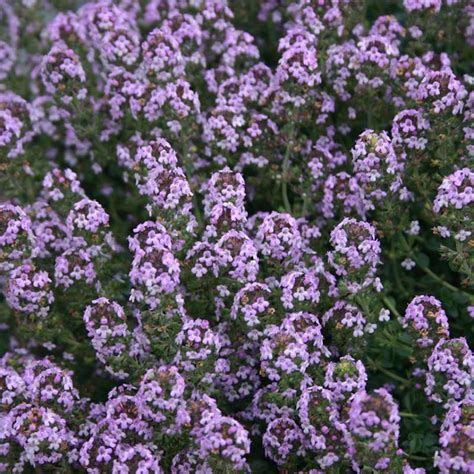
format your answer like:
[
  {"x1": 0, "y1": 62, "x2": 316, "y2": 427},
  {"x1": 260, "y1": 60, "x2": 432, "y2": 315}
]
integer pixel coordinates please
[
  {"x1": 0, "y1": 0, "x2": 472, "y2": 472},
  {"x1": 435, "y1": 395, "x2": 474, "y2": 473},
  {"x1": 401, "y1": 294, "x2": 450, "y2": 362}
]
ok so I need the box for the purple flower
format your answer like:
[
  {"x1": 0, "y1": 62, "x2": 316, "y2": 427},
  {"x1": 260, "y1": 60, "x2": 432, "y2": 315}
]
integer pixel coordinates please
[
  {"x1": 433, "y1": 168, "x2": 474, "y2": 215},
  {"x1": 129, "y1": 221, "x2": 181, "y2": 311},
  {"x1": 401, "y1": 295, "x2": 450, "y2": 357},
  {"x1": 277, "y1": 26, "x2": 321, "y2": 89},
  {"x1": 5, "y1": 263, "x2": 54, "y2": 319},
  {"x1": 425, "y1": 338, "x2": 473, "y2": 406},
  {"x1": 263, "y1": 416, "x2": 305, "y2": 468},
  {"x1": 192, "y1": 412, "x2": 250, "y2": 471},
  {"x1": 435, "y1": 395, "x2": 474, "y2": 473},
  {"x1": 280, "y1": 266, "x2": 321, "y2": 311},
  {"x1": 348, "y1": 388, "x2": 401, "y2": 470},
  {"x1": 0, "y1": 92, "x2": 33, "y2": 160},
  {"x1": 256, "y1": 212, "x2": 302, "y2": 266},
  {"x1": 0, "y1": 204, "x2": 34, "y2": 272},
  {"x1": 54, "y1": 245, "x2": 98, "y2": 290},
  {"x1": 41, "y1": 42, "x2": 87, "y2": 103},
  {"x1": 391, "y1": 109, "x2": 430, "y2": 151},
  {"x1": 297, "y1": 385, "x2": 351, "y2": 469},
  {"x1": 84, "y1": 298, "x2": 133, "y2": 379},
  {"x1": 351, "y1": 129, "x2": 406, "y2": 205},
  {"x1": 328, "y1": 218, "x2": 382, "y2": 293},
  {"x1": 324, "y1": 356, "x2": 367, "y2": 407},
  {"x1": 9, "y1": 404, "x2": 78, "y2": 468},
  {"x1": 137, "y1": 366, "x2": 188, "y2": 433},
  {"x1": 41, "y1": 168, "x2": 85, "y2": 208}
]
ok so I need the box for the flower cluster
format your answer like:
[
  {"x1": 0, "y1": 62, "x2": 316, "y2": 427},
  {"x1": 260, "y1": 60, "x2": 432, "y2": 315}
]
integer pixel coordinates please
[
  {"x1": 425, "y1": 338, "x2": 473, "y2": 406},
  {"x1": 328, "y1": 218, "x2": 382, "y2": 293},
  {"x1": 83, "y1": 298, "x2": 134, "y2": 379},
  {"x1": 0, "y1": 358, "x2": 80, "y2": 472},
  {"x1": 435, "y1": 395, "x2": 474, "y2": 473},
  {"x1": 433, "y1": 168, "x2": 474, "y2": 244},
  {"x1": 348, "y1": 388, "x2": 403, "y2": 471},
  {"x1": 0, "y1": 0, "x2": 472, "y2": 472},
  {"x1": 129, "y1": 220, "x2": 181, "y2": 311},
  {"x1": 5, "y1": 263, "x2": 54, "y2": 319},
  {"x1": 0, "y1": 204, "x2": 34, "y2": 272},
  {"x1": 401, "y1": 295, "x2": 450, "y2": 362}
]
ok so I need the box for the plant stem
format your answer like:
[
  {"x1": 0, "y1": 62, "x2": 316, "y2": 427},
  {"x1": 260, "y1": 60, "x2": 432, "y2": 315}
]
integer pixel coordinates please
[
  {"x1": 381, "y1": 296, "x2": 401, "y2": 319},
  {"x1": 407, "y1": 454, "x2": 430, "y2": 461},
  {"x1": 367, "y1": 105, "x2": 374, "y2": 130},
  {"x1": 282, "y1": 128, "x2": 293, "y2": 214},
  {"x1": 301, "y1": 191, "x2": 309, "y2": 218},
  {"x1": 367, "y1": 357, "x2": 410, "y2": 385},
  {"x1": 400, "y1": 233, "x2": 473, "y2": 301},
  {"x1": 399, "y1": 411, "x2": 420, "y2": 419},
  {"x1": 377, "y1": 366, "x2": 410, "y2": 385},
  {"x1": 181, "y1": 134, "x2": 204, "y2": 227},
  {"x1": 418, "y1": 264, "x2": 460, "y2": 293},
  {"x1": 355, "y1": 294, "x2": 371, "y2": 318}
]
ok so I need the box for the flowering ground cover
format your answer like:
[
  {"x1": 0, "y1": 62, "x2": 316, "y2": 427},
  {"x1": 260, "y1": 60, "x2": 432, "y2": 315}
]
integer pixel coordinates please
[{"x1": 0, "y1": 0, "x2": 473, "y2": 472}]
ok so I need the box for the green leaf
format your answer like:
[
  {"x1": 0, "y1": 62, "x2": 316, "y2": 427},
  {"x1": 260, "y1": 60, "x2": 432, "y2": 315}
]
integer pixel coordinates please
[{"x1": 416, "y1": 252, "x2": 430, "y2": 267}]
